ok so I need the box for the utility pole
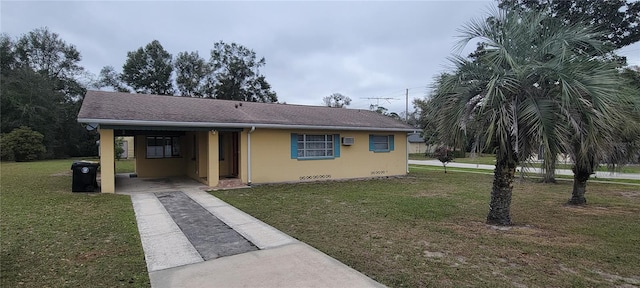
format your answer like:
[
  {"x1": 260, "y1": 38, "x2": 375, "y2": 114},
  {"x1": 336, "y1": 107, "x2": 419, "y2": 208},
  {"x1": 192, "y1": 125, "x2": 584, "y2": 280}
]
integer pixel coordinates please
[{"x1": 405, "y1": 88, "x2": 409, "y2": 122}]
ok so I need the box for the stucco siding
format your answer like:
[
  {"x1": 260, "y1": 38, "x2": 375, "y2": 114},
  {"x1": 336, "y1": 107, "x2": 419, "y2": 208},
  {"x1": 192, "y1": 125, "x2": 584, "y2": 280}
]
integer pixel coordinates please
[
  {"x1": 134, "y1": 135, "x2": 188, "y2": 178},
  {"x1": 99, "y1": 129, "x2": 115, "y2": 193},
  {"x1": 249, "y1": 129, "x2": 407, "y2": 184}
]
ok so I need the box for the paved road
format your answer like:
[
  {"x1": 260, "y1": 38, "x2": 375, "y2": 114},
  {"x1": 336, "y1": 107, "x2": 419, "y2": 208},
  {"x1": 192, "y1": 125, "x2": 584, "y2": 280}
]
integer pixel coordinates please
[{"x1": 409, "y1": 160, "x2": 640, "y2": 180}]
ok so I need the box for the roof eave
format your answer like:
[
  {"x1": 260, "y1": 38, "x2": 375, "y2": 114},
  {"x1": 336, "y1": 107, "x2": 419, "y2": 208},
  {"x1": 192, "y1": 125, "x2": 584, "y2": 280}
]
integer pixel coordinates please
[{"x1": 77, "y1": 118, "x2": 417, "y2": 132}]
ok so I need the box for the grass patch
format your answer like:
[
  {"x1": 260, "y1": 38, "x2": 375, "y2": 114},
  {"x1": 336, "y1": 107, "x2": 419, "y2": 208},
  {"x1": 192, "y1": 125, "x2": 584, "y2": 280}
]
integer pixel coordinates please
[
  {"x1": 1, "y1": 160, "x2": 149, "y2": 287},
  {"x1": 410, "y1": 165, "x2": 640, "y2": 185},
  {"x1": 409, "y1": 153, "x2": 497, "y2": 165},
  {"x1": 116, "y1": 159, "x2": 136, "y2": 174},
  {"x1": 408, "y1": 153, "x2": 430, "y2": 160},
  {"x1": 213, "y1": 168, "x2": 640, "y2": 287},
  {"x1": 411, "y1": 153, "x2": 640, "y2": 174}
]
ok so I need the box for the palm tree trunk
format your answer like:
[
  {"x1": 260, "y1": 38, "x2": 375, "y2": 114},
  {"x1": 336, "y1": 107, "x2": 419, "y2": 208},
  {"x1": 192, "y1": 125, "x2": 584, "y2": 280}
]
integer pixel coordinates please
[
  {"x1": 542, "y1": 157, "x2": 557, "y2": 183},
  {"x1": 568, "y1": 168, "x2": 590, "y2": 205},
  {"x1": 486, "y1": 154, "x2": 517, "y2": 225}
]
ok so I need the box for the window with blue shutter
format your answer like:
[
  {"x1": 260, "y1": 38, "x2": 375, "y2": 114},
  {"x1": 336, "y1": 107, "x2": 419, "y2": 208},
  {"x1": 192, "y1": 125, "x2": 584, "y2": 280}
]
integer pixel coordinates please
[{"x1": 369, "y1": 134, "x2": 394, "y2": 152}]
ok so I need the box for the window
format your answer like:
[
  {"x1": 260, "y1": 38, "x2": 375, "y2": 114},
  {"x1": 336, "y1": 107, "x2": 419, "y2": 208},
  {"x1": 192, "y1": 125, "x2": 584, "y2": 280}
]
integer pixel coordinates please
[
  {"x1": 146, "y1": 136, "x2": 181, "y2": 158},
  {"x1": 291, "y1": 134, "x2": 340, "y2": 159},
  {"x1": 369, "y1": 135, "x2": 394, "y2": 152}
]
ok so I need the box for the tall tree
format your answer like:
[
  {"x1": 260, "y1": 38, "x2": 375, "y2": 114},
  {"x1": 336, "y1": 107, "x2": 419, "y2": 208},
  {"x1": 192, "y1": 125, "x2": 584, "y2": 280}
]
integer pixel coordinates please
[
  {"x1": 13, "y1": 27, "x2": 85, "y2": 98},
  {"x1": 323, "y1": 93, "x2": 352, "y2": 108},
  {"x1": 1, "y1": 28, "x2": 95, "y2": 158},
  {"x1": 429, "y1": 8, "x2": 626, "y2": 224},
  {"x1": 96, "y1": 65, "x2": 130, "y2": 92},
  {"x1": 209, "y1": 41, "x2": 277, "y2": 102},
  {"x1": 174, "y1": 51, "x2": 212, "y2": 97},
  {"x1": 499, "y1": 0, "x2": 640, "y2": 51},
  {"x1": 497, "y1": 0, "x2": 640, "y2": 180},
  {"x1": 0, "y1": 34, "x2": 16, "y2": 75},
  {"x1": 122, "y1": 40, "x2": 174, "y2": 95}
]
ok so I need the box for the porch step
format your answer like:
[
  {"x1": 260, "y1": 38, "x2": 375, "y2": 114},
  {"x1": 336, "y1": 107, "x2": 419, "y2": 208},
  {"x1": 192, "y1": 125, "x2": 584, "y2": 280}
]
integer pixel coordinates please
[{"x1": 217, "y1": 178, "x2": 245, "y2": 189}]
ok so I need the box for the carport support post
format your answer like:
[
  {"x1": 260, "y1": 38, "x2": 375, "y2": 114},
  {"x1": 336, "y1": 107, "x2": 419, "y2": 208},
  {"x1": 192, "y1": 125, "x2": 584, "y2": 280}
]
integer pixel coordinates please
[
  {"x1": 207, "y1": 131, "x2": 219, "y2": 187},
  {"x1": 99, "y1": 128, "x2": 115, "y2": 193}
]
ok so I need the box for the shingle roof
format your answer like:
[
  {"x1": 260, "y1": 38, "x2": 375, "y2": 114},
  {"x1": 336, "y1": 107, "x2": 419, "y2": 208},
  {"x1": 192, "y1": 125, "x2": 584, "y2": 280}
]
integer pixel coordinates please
[{"x1": 78, "y1": 90, "x2": 415, "y2": 131}]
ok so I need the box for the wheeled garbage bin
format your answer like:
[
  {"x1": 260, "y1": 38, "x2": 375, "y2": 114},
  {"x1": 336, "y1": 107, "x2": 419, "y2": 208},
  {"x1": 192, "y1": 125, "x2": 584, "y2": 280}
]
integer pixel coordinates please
[{"x1": 71, "y1": 161, "x2": 100, "y2": 192}]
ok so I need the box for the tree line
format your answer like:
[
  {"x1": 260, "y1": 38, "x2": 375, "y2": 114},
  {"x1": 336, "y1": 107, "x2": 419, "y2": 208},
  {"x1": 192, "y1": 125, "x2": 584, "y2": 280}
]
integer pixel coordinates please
[
  {"x1": 1, "y1": 28, "x2": 95, "y2": 160},
  {"x1": 413, "y1": 0, "x2": 640, "y2": 225},
  {"x1": 0, "y1": 28, "x2": 279, "y2": 161},
  {"x1": 97, "y1": 40, "x2": 277, "y2": 102}
]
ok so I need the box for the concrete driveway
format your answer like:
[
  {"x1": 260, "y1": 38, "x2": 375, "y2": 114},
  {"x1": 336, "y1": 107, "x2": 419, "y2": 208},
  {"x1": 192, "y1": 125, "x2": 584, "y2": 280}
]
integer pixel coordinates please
[{"x1": 118, "y1": 177, "x2": 384, "y2": 288}]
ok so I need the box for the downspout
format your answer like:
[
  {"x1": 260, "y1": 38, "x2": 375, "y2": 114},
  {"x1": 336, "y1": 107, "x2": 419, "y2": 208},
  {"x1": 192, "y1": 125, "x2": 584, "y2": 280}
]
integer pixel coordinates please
[
  {"x1": 247, "y1": 126, "x2": 255, "y2": 185},
  {"x1": 406, "y1": 132, "x2": 410, "y2": 174}
]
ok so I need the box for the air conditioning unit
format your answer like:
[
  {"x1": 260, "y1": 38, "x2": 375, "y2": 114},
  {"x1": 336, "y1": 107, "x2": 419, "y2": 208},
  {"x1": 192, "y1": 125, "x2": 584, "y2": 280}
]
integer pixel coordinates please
[{"x1": 341, "y1": 137, "x2": 354, "y2": 146}]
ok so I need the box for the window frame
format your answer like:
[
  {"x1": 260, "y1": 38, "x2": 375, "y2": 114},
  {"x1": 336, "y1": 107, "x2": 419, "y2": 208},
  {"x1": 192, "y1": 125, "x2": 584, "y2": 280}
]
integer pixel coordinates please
[
  {"x1": 291, "y1": 133, "x2": 340, "y2": 160},
  {"x1": 369, "y1": 134, "x2": 394, "y2": 153},
  {"x1": 146, "y1": 136, "x2": 181, "y2": 159}
]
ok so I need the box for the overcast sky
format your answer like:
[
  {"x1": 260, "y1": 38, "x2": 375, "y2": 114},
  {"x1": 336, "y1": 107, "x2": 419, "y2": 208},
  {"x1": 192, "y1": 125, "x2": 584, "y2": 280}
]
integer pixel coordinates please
[{"x1": 2, "y1": 1, "x2": 639, "y2": 114}]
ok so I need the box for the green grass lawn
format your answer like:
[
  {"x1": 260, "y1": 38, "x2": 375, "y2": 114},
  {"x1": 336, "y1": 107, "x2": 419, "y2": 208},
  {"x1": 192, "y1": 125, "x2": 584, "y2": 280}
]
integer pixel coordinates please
[
  {"x1": 0, "y1": 160, "x2": 149, "y2": 287},
  {"x1": 116, "y1": 159, "x2": 136, "y2": 174},
  {"x1": 213, "y1": 169, "x2": 640, "y2": 287},
  {"x1": 409, "y1": 153, "x2": 497, "y2": 165},
  {"x1": 410, "y1": 153, "x2": 640, "y2": 174}
]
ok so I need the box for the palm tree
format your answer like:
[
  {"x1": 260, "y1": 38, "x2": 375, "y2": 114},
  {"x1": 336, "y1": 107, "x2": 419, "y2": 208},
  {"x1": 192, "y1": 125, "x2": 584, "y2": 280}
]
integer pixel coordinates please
[
  {"x1": 567, "y1": 67, "x2": 639, "y2": 205},
  {"x1": 427, "y1": 8, "x2": 626, "y2": 224}
]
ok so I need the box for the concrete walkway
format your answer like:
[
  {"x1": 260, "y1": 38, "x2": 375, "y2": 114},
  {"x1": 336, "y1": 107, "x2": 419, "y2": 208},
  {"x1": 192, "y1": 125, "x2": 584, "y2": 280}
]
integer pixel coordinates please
[
  {"x1": 123, "y1": 181, "x2": 384, "y2": 288},
  {"x1": 409, "y1": 160, "x2": 640, "y2": 180}
]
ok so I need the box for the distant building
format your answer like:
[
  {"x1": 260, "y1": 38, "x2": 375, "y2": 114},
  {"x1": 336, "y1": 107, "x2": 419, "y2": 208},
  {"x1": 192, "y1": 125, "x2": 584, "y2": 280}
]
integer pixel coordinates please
[{"x1": 408, "y1": 133, "x2": 434, "y2": 154}]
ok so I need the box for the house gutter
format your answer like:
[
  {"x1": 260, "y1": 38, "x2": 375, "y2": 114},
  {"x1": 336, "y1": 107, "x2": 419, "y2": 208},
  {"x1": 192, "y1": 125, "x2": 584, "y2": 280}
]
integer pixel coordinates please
[
  {"x1": 77, "y1": 118, "x2": 416, "y2": 132},
  {"x1": 247, "y1": 126, "x2": 255, "y2": 186}
]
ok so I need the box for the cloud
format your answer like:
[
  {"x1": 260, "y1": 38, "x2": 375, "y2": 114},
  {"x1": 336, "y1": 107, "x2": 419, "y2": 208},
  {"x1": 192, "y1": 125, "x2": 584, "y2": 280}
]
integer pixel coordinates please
[{"x1": 6, "y1": 1, "x2": 635, "y2": 114}]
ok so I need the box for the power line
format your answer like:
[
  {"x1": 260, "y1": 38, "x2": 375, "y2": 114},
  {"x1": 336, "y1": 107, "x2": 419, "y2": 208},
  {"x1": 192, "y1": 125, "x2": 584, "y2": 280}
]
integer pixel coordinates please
[{"x1": 360, "y1": 97, "x2": 400, "y2": 107}]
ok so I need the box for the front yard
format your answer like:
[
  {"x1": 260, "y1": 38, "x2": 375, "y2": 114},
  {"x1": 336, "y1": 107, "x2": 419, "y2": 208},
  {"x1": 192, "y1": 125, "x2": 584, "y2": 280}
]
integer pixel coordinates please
[
  {"x1": 2, "y1": 159, "x2": 638, "y2": 287},
  {"x1": 0, "y1": 160, "x2": 149, "y2": 287},
  {"x1": 214, "y1": 169, "x2": 640, "y2": 287}
]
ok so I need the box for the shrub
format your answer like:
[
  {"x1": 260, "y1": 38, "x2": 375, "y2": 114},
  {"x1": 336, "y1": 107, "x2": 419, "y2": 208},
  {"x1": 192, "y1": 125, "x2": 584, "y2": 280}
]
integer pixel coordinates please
[
  {"x1": 434, "y1": 146, "x2": 454, "y2": 173},
  {"x1": 1, "y1": 126, "x2": 46, "y2": 162},
  {"x1": 115, "y1": 137, "x2": 125, "y2": 160}
]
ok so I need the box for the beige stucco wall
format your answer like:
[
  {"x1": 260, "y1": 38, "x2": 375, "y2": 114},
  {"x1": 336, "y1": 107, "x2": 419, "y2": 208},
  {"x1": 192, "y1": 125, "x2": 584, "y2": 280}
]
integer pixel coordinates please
[
  {"x1": 248, "y1": 129, "x2": 407, "y2": 184},
  {"x1": 134, "y1": 135, "x2": 188, "y2": 178},
  {"x1": 122, "y1": 136, "x2": 135, "y2": 159},
  {"x1": 99, "y1": 129, "x2": 115, "y2": 193},
  {"x1": 207, "y1": 131, "x2": 219, "y2": 187},
  {"x1": 126, "y1": 128, "x2": 407, "y2": 189}
]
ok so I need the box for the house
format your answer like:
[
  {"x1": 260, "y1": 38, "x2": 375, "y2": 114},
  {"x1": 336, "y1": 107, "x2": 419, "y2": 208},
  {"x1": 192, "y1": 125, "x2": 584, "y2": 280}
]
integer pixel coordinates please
[
  {"x1": 77, "y1": 91, "x2": 415, "y2": 193},
  {"x1": 408, "y1": 133, "x2": 434, "y2": 154}
]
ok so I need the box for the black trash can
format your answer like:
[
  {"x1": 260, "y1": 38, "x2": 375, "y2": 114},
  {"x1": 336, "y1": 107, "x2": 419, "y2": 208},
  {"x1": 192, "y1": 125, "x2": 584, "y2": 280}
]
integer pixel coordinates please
[{"x1": 71, "y1": 161, "x2": 100, "y2": 192}]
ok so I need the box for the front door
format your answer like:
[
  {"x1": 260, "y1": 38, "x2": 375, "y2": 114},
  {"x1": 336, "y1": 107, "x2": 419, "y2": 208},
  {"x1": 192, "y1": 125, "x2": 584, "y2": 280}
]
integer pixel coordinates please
[
  {"x1": 231, "y1": 132, "x2": 239, "y2": 177},
  {"x1": 219, "y1": 132, "x2": 240, "y2": 178}
]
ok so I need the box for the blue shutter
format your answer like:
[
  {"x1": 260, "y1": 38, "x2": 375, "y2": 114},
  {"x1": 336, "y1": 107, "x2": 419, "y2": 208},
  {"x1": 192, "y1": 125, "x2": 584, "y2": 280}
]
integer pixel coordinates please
[
  {"x1": 291, "y1": 134, "x2": 298, "y2": 159},
  {"x1": 389, "y1": 135, "x2": 394, "y2": 151},
  {"x1": 369, "y1": 135, "x2": 374, "y2": 151},
  {"x1": 334, "y1": 134, "x2": 340, "y2": 158}
]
